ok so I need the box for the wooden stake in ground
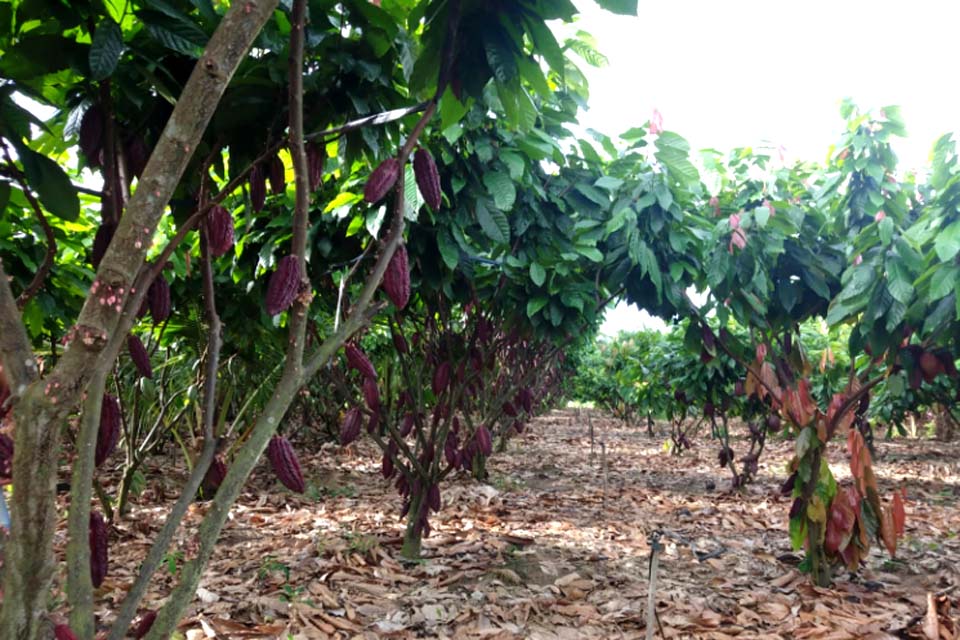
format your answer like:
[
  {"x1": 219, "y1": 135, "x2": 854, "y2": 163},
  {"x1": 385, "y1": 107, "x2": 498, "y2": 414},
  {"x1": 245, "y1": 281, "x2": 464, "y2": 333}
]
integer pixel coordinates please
[{"x1": 646, "y1": 529, "x2": 664, "y2": 640}]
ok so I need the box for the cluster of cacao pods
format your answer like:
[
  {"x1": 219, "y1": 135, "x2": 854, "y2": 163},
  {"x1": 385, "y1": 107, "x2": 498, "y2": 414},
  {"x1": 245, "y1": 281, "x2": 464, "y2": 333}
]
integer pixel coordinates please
[{"x1": 266, "y1": 435, "x2": 305, "y2": 493}]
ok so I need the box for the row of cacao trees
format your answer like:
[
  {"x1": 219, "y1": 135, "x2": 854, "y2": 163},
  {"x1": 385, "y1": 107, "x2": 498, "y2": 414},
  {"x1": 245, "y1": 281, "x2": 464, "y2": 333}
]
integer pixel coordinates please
[
  {"x1": 0, "y1": 1, "x2": 958, "y2": 639},
  {"x1": 0, "y1": 1, "x2": 635, "y2": 638}
]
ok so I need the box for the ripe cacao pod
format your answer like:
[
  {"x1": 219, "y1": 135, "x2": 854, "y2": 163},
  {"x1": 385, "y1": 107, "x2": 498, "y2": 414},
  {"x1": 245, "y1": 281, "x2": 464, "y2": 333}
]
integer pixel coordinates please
[
  {"x1": 306, "y1": 142, "x2": 324, "y2": 191},
  {"x1": 413, "y1": 148, "x2": 442, "y2": 210},
  {"x1": 265, "y1": 255, "x2": 301, "y2": 315},
  {"x1": 79, "y1": 104, "x2": 104, "y2": 167},
  {"x1": 89, "y1": 510, "x2": 109, "y2": 588},
  {"x1": 734, "y1": 380, "x2": 745, "y2": 397},
  {"x1": 0, "y1": 433, "x2": 13, "y2": 481},
  {"x1": 95, "y1": 394, "x2": 121, "y2": 467},
  {"x1": 780, "y1": 472, "x2": 797, "y2": 496},
  {"x1": 364, "y1": 157, "x2": 400, "y2": 203},
  {"x1": 919, "y1": 351, "x2": 943, "y2": 383},
  {"x1": 250, "y1": 164, "x2": 267, "y2": 212},
  {"x1": 518, "y1": 388, "x2": 533, "y2": 414},
  {"x1": 444, "y1": 432, "x2": 459, "y2": 467},
  {"x1": 125, "y1": 135, "x2": 149, "y2": 180},
  {"x1": 363, "y1": 377, "x2": 380, "y2": 412},
  {"x1": 266, "y1": 435, "x2": 305, "y2": 494},
  {"x1": 381, "y1": 452, "x2": 394, "y2": 479},
  {"x1": 382, "y1": 244, "x2": 410, "y2": 309},
  {"x1": 392, "y1": 332, "x2": 409, "y2": 354},
  {"x1": 427, "y1": 484, "x2": 441, "y2": 512},
  {"x1": 340, "y1": 407, "x2": 363, "y2": 445},
  {"x1": 148, "y1": 275, "x2": 171, "y2": 323},
  {"x1": 345, "y1": 344, "x2": 377, "y2": 380},
  {"x1": 54, "y1": 624, "x2": 79, "y2": 640},
  {"x1": 400, "y1": 413, "x2": 415, "y2": 437},
  {"x1": 127, "y1": 334, "x2": 153, "y2": 379},
  {"x1": 502, "y1": 401, "x2": 517, "y2": 418},
  {"x1": 432, "y1": 362, "x2": 451, "y2": 396},
  {"x1": 91, "y1": 221, "x2": 116, "y2": 269},
  {"x1": 133, "y1": 610, "x2": 157, "y2": 639},
  {"x1": 201, "y1": 457, "x2": 227, "y2": 496},
  {"x1": 206, "y1": 205, "x2": 235, "y2": 258},
  {"x1": 268, "y1": 154, "x2": 285, "y2": 195},
  {"x1": 475, "y1": 425, "x2": 493, "y2": 456}
]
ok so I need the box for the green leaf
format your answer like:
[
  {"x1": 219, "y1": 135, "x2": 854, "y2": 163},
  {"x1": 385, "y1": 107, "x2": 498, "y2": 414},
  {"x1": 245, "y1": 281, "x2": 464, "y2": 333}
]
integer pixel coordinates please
[
  {"x1": 475, "y1": 200, "x2": 509, "y2": 244},
  {"x1": 934, "y1": 220, "x2": 960, "y2": 262},
  {"x1": 403, "y1": 164, "x2": 423, "y2": 220},
  {"x1": 141, "y1": 10, "x2": 207, "y2": 56},
  {"x1": 523, "y1": 15, "x2": 565, "y2": 75},
  {"x1": 878, "y1": 216, "x2": 894, "y2": 245},
  {"x1": 483, "y1": 28, "x2": 518, "y2": 85},
  {"x1": 527, "y1": 296, "x2": 549, "y2": 318},
  {"x1": 89, "y1": 19, "x2": 124, "y2": 80},
  {"x1": 483, "y1": 170, "x2": 517, "y2": 211},
  {"x1": 0, "y1": 182, "x2": 9, "y2": 213},
  {"x1": 437, "y1": 230, "x2": 459, "y2": 270},
  {"x1": 930, "y1": 265, "x2": 960, "y2": 301},
  {"x1": 886, "y1": 261, "x2": 913, "y2": 305},
  {"x1": 575, "y1": 245, "x2": 604, "y2": 262},
  {"x1": 595, "y1": 0, "x2": 639, "y2": 14},
  {"x1": 530, "y1": 262, "x2": 546, "y2": 286},
  {"x1": 15, "y1": 145, "x2": 80, "y2": 221},
  {"x1": 439, "y1": 86, "x2": 470, "y2": 131}
]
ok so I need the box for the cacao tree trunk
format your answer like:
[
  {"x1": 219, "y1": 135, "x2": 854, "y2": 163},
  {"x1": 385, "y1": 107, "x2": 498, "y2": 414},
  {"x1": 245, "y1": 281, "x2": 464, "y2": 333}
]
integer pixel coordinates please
[
  {"x1": 401, "y1": 491, "x2": 426, "y2": 560},
  {"x1": 0, "y1": 2, "x2": 282, "y2": 638}
]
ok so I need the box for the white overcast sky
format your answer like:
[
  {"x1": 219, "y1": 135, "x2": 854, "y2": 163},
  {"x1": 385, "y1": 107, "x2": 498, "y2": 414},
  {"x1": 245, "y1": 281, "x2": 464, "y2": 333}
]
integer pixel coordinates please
[{"x1": 570, "y1": 0, "x2": 960, "y2": 336}]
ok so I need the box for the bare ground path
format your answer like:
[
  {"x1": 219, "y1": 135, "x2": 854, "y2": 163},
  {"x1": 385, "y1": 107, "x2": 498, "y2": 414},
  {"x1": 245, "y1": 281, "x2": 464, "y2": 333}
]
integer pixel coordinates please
[{"x1": 90, "y1": 409, "x2": 960, "y2": 638}]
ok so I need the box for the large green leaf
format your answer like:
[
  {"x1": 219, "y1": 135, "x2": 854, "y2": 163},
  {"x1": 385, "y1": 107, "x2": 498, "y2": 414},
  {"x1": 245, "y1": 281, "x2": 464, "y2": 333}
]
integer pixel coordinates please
[
  {"x1": 595, "y1": 0, "x2": 639, "y2": 16},
  {"x1": 89, "y1": 19, "x2": 124, "y2": 80},
  {"x1": 15, "y1": 144, "x2": 80, "y2": 221},
  {"x1": 483, "y1": 170, "x2": 517, "y2": 211},
  {"x1": 475, "y1": 200, "x2": 509, "y2": 244}
]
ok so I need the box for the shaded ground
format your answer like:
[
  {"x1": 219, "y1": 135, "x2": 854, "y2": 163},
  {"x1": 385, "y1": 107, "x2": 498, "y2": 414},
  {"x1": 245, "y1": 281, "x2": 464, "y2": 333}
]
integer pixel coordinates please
[{"x1": 89, "y1": 409, "x2": 960, "y2": 639}]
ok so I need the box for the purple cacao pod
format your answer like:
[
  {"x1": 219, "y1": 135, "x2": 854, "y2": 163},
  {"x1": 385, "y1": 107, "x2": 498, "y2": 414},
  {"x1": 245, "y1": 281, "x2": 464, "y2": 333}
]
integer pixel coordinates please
[
  {"x1": 392, "y1": 332, "x2": 409, "y2": 354},
  {"x1": 427, "y1": 484, "x2": 441, "y2": 512},
  {"x1": 413, "y1": 148, "x2": 442, "y2": 210},
  {"x1": 400, "y1": 413, "x2": 415, "y2": 437},
  {"x1": 340, "y1": 407, "x2": 363, "y2": 445},
  {"x1": 432, "y1": 362, "x2": 451, "y2": 396},
  {"x1": 475, "y1": 425, "x2": 493, "y2": 456},
  {"x1": 91, "y1": 221, "x2": 116, "y2": 269},
  {"x1": 306, "y1": 142, "x2": 324, "y2": 191},
  {"x1": 363, "y1": 377, "x2": 380, "y2": 412},
  {"x1": 381, "y1": 453, "x2": 394, "y2": 479},
  {"x1": 95, "y1": 394, "x2": 121, "y2": 467},
  {"x1": 345, "y1": 344, "x2": 377, "y2": 380},
  {"x1": 54, "y1": 625, "x2": 80, "y2": 640},
  {"x1": 266, "y1": 435, "x2": 306, "y2": 493},
  {"x1": 502, "y1": 401, "x2": 517, "y2": 418},
  {"x1": 250, "y1": 164, "x2": 267, "y2": 212},
  {"x1": 89, "y1": 510, "x2": 109, "y2": 588},
  {"x1": 0, "y1": 433, "x2": 13, "y2": 481},
  {"x1": 364, "y1": 157, "x2": 400, "y2": 203},
  {"x1": 147, "y1": 275, "x2": 171, "y2": 323},
  {"x1": 127, "y1": 334, "x2": 153, "y2": 379},
  {"x1": 381, "y1": 244, "x2": 410, "y2": 309},
  {"x1": 206, "y1": 205, "x2": 235, "y2": 258},
  {"x1": 265, "y1": 255, "x2": 301, "y2": 315},
  {"x1": 125, "y1": 135, "x2": 149, "y2": 180},
  {"x1": 133, "y1": 610, "x2": 157, "y2": 639},
  {"x1": 268, "y1": 154, "x2": 285, "y2": 196},
  {"x1": 79, "y1": 104, "x2": 104, "y2": 167},
  {"x1": 201, "y1": 457, "x2": 227, "y2": 496}
]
